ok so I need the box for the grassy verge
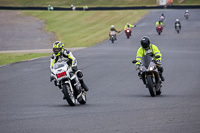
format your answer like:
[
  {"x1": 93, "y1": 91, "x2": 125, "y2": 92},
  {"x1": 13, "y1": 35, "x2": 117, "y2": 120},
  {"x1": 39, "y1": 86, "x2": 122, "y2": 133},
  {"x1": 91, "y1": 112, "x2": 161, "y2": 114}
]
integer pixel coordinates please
[
  {"x1": 24, "y1": 10, "x2": 148, "y2": 48},
  {"x1": 0, "y1": 0, "x2": 157, "y2": 7},
  {"x1": 0, "y1": 53, "x2": 50, "y2": 66},
  {"x1": 173, "y1": 0, "x2": 200, "y2": 5},
  {"x1": 1, "y1": 10, "x2": 148, "y2": 66}
]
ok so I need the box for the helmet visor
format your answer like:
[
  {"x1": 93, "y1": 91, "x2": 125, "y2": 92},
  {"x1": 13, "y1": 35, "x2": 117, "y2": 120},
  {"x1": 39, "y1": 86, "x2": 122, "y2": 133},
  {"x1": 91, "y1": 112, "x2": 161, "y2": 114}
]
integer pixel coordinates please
[{"x1": 53, "y1": 48, "x2": 62, "y2": 54}]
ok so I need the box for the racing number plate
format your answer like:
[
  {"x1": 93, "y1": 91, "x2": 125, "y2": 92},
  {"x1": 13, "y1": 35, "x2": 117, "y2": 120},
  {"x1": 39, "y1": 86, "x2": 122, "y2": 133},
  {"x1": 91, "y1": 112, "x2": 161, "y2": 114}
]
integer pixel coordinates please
[{"x1": 57, "y1": 72, "x2": 66, "y2": 78}]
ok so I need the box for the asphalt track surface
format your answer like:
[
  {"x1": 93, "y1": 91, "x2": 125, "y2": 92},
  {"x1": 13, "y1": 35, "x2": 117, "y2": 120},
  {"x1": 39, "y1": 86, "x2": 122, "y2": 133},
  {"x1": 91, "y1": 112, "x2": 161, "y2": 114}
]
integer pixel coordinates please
[{"x1": 0, "y1": 9, "x2": 200, "y2": 133}]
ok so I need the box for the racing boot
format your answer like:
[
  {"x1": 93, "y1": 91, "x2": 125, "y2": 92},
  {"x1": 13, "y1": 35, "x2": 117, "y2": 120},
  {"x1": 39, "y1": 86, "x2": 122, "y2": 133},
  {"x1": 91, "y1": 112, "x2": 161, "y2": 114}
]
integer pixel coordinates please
[
  {"x1": 80, "y1": 79, "x2": 89, "y2": 92},
  {"x1": 77, "y1": 70, "x2": 89, "y2": 92}
]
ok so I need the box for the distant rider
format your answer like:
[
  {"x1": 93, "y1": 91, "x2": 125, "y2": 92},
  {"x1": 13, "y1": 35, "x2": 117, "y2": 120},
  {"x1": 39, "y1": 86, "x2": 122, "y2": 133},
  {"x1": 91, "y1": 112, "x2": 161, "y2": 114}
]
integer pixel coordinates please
[
  {"x1": 135, "y1": 36, "x2": 165, "y2": 81},
  {"x1": 156, "y1": 20, "x2": 163, "y2": 27},
  {"x1": 185, "y1": 10, "x2": 189, "y2": 15},
  {"x1": 184, "y1": 10, "x2": 190, "y2": 18},
  {"x1": 159, "y1": 13, "x2": 165, "y2": 22},
  {"x1": 156, "y1": 20, "x2": 163, "y2": 30},
  {"x1": 124, "y1": 23, "x2": 136, "y2": 34},
  {"x1": 175, "y1": 19, "x2": 181, "y2": 30},
  {"x1": 109, "y1": 25, "x2": 120, "y2": 40},
  {"x1": 50, "y1": 41, "x2": 89, "y2": 91}
]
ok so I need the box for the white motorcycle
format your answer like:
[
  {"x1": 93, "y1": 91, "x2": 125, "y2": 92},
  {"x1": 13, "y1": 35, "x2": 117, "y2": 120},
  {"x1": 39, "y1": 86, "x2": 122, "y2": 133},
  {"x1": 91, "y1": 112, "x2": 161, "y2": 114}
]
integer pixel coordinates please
[
  {"x1": 184, "y1": 13, "x2": 190, "y2": 20},
  {"x1": 50, "y1": 62, "x2": 87, "y2": 106},
  {"x1": 109, "y1": 31, "x2": 116, "y2": 43}
]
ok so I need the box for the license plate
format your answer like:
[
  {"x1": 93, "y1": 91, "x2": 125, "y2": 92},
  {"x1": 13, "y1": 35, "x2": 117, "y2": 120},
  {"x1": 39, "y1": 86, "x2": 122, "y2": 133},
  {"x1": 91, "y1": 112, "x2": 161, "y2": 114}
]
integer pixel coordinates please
[{"x1": 57, "y1": 71, "x2": 66, "y2": 78}]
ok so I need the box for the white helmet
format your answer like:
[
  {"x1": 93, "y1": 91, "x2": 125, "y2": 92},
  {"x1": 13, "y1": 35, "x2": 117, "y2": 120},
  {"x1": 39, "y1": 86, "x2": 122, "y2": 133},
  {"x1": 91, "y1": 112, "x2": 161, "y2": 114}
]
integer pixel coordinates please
[
  {"x1": 176, "y1": 19, "x2": 179, "y2": 22},
  {"x1": 186, "y1": 10, "x2": 189, "y2": 12},
  {"x1": 127, "y1": 23, "x2": 129, "y2": 25},
  {"x1": 111, "y1": 25, "x2": 114, "y2": 28}
]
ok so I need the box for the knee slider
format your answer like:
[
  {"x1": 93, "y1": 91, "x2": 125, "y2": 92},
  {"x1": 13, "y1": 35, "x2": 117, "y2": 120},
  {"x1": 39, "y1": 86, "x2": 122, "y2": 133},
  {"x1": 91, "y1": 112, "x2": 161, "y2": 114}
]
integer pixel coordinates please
[
  {"x1": 77, "y1": 71, "x2": 83, "y2": 78},
  {"x1": 158, "y1": 66, "x2": 163, "y2": 72}
]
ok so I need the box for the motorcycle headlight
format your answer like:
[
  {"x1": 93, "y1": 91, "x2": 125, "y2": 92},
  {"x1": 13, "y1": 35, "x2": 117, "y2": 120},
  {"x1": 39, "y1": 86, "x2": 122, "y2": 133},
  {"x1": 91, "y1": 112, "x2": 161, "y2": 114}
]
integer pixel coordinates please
[{"x1": 150, "y1": 66, "x2": 155, "y2": 71}]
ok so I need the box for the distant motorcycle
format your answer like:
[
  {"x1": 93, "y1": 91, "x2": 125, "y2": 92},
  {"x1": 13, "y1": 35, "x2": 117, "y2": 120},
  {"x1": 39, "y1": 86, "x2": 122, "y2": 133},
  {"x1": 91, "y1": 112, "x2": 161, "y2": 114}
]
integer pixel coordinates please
[
  {"x1": 109, "y1": 31, "x2": 116, "y2": 43},
  {"x1": 184, "y1": 13, "x2": 190, "y2": 20},
  {"x1": 132, "y1": 55, "x2": 162, "y2": 97},
  {"x1": 159, "y1": 16, "x2": 165, "y2": 22},
  {"x1": 175, "y1": 23, "x2": 181, "y2": 34},
  {"x1": 50, "y1": 62, "x2": 87, "y2": 106},
  {"x1": 125, "y1": 28, "x2": 131, "y2": 39},
  {"x1": 156, "y1": 25, "x2": 163, "y2": 35}
]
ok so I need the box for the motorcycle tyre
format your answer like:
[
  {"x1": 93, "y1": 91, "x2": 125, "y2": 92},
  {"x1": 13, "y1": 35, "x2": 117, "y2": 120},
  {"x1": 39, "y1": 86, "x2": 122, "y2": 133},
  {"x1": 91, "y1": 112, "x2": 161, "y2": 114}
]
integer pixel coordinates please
[
  {"x1": 127, "y1": 35, "x2": 130, "y2": 39},
  {"x1": 158, "y1": 32, "x2": 161, "y2": 35},
  {"x1": 111, "y1": 36, "x2": 114, "y2": 43},
  {"x1": 63, "y1": 84, "x2": 76, "y2": 106},
  {"x1": 112, "y1": 39, "x2": 114, "y2": 43},
  {"x1": 146, "y1": 75, "x2": 156, "y2": 97}
]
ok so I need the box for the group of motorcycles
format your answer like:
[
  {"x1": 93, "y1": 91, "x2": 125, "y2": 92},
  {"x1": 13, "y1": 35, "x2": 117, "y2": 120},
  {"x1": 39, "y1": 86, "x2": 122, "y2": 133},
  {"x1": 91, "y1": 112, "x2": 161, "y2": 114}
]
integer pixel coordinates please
[
  {"x1": 50, "y1": 11, "x2": 191, "y2": 105},
  {"x1": 109, "y1": 27, "x2": 134, "y2": 43},
  {"x1": 156, "y1": 11, "x2": 190, "y2": 35}
]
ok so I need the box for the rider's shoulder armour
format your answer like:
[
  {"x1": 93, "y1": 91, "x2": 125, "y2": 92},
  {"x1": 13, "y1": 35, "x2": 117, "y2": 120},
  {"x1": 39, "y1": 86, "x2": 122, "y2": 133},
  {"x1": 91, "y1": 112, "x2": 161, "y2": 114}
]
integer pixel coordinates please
[
  {"x1": 63, "y1": 49, "x2": 70, "y2": 55},
  {"x1": 51, "y1": 54, "x2": 56, "y2": 59}
]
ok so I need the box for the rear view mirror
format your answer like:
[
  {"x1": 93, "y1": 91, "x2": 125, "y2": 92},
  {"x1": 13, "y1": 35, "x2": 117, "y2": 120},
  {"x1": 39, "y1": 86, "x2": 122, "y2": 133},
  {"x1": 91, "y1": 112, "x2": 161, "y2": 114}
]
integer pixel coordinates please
[
  {"x1": 155, "y1": 55, "x2": 160, "y2": 59},
  {"x1": 132, "y1": 60, "x2": 137, "y2": 64}
]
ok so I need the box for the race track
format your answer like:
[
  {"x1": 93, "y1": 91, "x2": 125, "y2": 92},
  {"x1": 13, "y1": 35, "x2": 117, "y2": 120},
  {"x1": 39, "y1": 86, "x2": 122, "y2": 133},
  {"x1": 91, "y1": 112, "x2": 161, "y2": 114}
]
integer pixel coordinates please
[{"x1": 0, "y1": 9, "x2": 200, "y2": 133}]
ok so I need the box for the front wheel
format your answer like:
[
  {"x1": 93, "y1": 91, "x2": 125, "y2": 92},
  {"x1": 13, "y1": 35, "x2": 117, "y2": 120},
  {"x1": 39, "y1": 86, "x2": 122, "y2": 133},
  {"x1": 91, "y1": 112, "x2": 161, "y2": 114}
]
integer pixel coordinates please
[
  {"x1": 62, "y1": 84, "x2": 76, "y2": 106},
  {"x1": 111, "y1": 38, "x2": 114, "y2": 43},
  {"x1": 146, "y1": 75, "x2": 156, "y2": 97},
  {"x1": 111, "y1": 36, "x2": 114, "y2": 43}
]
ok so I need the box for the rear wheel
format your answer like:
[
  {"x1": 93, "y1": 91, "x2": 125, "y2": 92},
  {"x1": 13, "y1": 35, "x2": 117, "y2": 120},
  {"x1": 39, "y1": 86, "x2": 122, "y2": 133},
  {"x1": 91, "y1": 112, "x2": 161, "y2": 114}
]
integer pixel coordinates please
[
  {"x1": 62, "y1": 84, "x2": 76, "y2": 106},
  {"x1": 146, "y1": 75, "x2": 156, "y2": 97}
]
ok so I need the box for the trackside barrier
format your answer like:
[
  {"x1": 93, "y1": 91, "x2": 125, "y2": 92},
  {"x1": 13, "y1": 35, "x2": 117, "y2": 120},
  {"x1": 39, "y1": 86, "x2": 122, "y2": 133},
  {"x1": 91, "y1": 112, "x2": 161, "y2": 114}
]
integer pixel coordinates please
[{"x1": 0, "y1": 5, "x2": 200, "y2": 11}]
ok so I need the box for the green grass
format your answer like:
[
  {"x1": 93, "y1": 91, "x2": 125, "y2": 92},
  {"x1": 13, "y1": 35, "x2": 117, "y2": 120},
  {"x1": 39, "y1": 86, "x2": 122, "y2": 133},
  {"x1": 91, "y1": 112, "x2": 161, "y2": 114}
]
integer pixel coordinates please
[
  {"x1": 24, "y1": 10, "x2": 148, "y2": 48},
  {"x1": 0, "y1": 53, "x2": 50, "y2": 66},
  {"x1": 0, "y1": 0, "x2": 199, "y2": 7},
  {"x1": 0, "y1": 0, "x2": 157, "y2": 7},
  {"x1": 173, "y1": 0, "x2": 200, "y2": 5},
  {"x1": 0, "y1": 10, "x2": 148, "y2": 66}
]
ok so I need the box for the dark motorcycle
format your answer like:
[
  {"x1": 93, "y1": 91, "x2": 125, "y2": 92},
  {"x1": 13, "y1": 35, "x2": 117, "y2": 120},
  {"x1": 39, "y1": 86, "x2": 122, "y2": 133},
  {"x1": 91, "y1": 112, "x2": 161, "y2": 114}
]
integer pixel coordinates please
[
  {"x1": 132, "y1": 55, "x2": 162, "y2": 97},
  {"x1": 175, "y1": 23, "x2": 181, "y2": 34},
  {"x1": 156, "y1": 25, "x2": 163, "y2": 35}
]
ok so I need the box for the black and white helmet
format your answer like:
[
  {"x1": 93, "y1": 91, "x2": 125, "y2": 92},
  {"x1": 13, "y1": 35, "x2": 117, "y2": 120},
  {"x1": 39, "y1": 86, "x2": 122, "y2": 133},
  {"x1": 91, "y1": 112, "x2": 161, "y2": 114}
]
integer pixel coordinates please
[{"x1": 140, "y1": 36, "x2": 150, "y2": 49}]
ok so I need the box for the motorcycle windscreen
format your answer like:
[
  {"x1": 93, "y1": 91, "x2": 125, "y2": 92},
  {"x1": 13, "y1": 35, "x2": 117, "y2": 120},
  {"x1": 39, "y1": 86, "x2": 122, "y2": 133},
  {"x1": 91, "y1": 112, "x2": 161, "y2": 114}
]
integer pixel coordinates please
[
  {"x1": 141, "y1": 55, "x2": 152, "y2": 68},
  {"x1": 53, "y1": 62, "x2": 66, "y2": 69}
]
